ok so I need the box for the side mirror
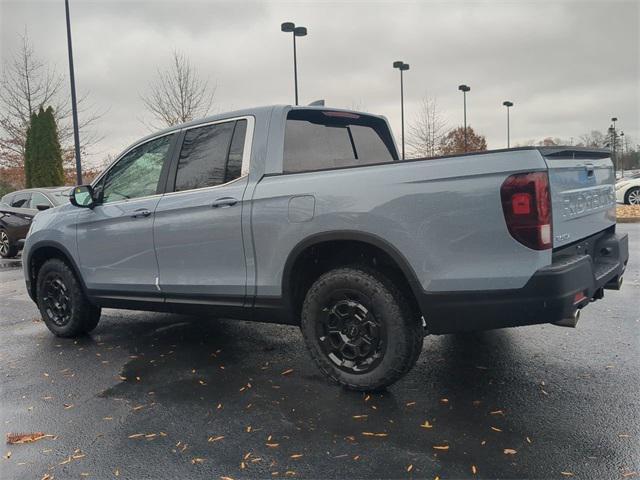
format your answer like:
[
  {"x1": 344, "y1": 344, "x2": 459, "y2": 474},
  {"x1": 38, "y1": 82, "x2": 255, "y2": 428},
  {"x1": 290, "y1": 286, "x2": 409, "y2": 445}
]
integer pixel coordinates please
[
  {"x1": 36, "y1": 204, "x2": 50, "y2": 211},
  {"x1": 70, "y1": 185, "x2": 95, "y2": 208}
]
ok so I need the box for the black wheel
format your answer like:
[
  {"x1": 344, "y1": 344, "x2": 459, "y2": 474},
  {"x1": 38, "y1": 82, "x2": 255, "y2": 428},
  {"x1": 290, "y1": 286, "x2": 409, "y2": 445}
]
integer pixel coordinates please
[
  {"x1": 300, "y1": 266, "x2": 423, "y2": 391},
  {"x1": 0, "y1": 229, "x2": 19, "y2": 258},
  {"x1": 36, "y1": 259, "x2": 101, "y2": 337},
  {"x1": 625, "y1": 187, "x2": 640, "y2": 205}
]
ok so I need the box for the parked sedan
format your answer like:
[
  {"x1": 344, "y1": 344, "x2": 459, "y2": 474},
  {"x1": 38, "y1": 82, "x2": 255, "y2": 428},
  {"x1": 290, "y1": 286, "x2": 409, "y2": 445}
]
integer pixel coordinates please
[
  {"x1": 0, "y1": 187, "x2": 70, "y2": 258},
  {"x1": 615, "y1": 172, "x2": 640, "y2": 205}
]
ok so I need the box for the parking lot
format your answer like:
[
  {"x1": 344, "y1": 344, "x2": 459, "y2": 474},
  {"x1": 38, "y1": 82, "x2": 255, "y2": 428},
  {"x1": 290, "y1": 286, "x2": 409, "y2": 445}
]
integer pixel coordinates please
[{"x1": 1, "y1": 223, "x2": 638, "y2": 479}]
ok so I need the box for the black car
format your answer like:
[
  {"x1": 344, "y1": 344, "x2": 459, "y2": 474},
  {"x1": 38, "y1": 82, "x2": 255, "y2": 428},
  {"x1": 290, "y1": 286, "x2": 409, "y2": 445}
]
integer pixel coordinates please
[{"x1": 0, "y1": 187, "x2": 70, "y2": 258}]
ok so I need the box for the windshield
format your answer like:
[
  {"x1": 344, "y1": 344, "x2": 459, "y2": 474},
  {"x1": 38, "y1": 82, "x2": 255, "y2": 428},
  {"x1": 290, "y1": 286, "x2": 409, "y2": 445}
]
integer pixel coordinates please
[{"x1": 50, "y1": 189, "x2": 71, "y2": 206}]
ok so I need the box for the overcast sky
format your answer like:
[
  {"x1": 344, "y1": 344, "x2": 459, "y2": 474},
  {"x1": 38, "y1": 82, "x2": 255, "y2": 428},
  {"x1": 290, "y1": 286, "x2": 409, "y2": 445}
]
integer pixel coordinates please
[{"x1": 1, "y1": 0, "x2": 638, "y2": 164}]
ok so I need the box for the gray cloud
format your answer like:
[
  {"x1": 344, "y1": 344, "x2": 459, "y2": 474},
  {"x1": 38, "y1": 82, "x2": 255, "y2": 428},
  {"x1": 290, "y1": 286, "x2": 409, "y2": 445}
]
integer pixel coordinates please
[{"x1": 1, "y1": 0, "x2": 638, "y2": 164}]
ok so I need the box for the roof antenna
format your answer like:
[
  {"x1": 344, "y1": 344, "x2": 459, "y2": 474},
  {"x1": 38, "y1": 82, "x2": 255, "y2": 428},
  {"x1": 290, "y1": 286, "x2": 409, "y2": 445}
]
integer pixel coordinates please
[{"x1": 308, "y1": 99, "x2": 325, "y2": 106}]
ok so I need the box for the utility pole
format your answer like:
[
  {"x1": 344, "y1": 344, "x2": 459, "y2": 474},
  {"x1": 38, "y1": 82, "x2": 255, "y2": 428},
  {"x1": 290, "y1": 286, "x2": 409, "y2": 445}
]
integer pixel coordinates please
[{"x1": 65, "y1": 0, "x2": 82, "y2": 184}]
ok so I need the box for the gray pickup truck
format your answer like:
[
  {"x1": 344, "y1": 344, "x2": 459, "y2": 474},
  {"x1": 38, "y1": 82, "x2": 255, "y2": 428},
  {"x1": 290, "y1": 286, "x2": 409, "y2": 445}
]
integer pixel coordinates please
[{"x1": 23, "y1": 105, "x2": 628, "y2": 390}]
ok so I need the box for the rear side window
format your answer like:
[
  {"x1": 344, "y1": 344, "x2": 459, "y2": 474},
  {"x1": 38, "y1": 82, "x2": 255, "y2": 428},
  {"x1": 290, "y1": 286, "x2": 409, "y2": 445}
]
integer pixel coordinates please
[
  {"x1": 283, "y1": 110, "x2": 397, "y2": 173},
  {"x1": 11, "y1": 192, "x2": 31, "y2": 208},
  {"x1": 174, "y1": 120, "x2": 247, "y2": 192}
]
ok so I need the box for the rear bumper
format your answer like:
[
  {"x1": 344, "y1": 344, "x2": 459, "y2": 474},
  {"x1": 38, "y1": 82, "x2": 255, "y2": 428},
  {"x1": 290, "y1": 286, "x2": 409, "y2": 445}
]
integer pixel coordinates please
[{"x1": 421, "y1": 231, "x2": 629, "y2": 334}]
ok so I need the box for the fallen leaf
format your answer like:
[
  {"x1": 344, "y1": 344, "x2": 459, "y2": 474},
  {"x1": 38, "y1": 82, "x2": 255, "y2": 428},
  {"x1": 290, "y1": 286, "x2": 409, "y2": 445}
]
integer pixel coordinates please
[
  {"x1": 5, "y1": 451, "x2": 11, "y2": 459},
  {"x1": 290, "y1": 454, "x2": 303, "y2": 459},
  {"x1": 432, "y1": 445, "x2": 449, "y2": 451},
  {"x1": 362, "y1": 432, "x2": 388, "y2": 437},
  {"x1": 63, "y1": 404, "x2": 74, "y2": 409},
  {"x1": 352, "y1": 415, "x2": 368, "y2": 419},
  {"x1": 208, "y1": 436, "x2": 225, "y2": 442},
  {"x1": 526, "y1": 436, "x2": 532, "y2": 444},
  {"x1": 191, "y1": 458, "x2": 205, "y2": 464},
  {"x1": 560, "y1": 472, "x2": 574, "y2": 477},
  {"x1": 285, "y1": 472, "x2": 296, "y2": 477},
  {"x1": 503, "y1": 448, "x2": 517, "y2": 455},
  {"x1": 281, "y1": 369, "x2": 294, "y2": 376},
  {"x1": 132, "y1": 405, "x2": 145, "y2": 411},
  {"x1": 406, "y1": 402, "x2": 416, "y2": 407},
  {"x1": 440, "y1": 398, "x2": 449, "y2": 404},
  {"x1": 6, "y1": 433, "x2": 53, "y2": 444},
  {"x1": 471, "y1": 465, "x2": 478, "y2": 475},
  {"x1": 220, "y1": 477, "x2": 235, "y2": 480},
  {"x1": 407, "y1": 464, "x2": 413, "y2": 472},
  {"x1": 489, "y1": 410, "x2": 504, "y2": 415},
  {"x1": 266, "y1": 443, "x2": 280, "y2": 448},
  {"x1": 420, "y1": 420, "x2": 433, "y2": 429},
  {"x1": 127, "y1": 433, "x2": 144, "y2": 439},
  {"x1": 491, "y1": 426, "x2": 502, "y2": 432}
]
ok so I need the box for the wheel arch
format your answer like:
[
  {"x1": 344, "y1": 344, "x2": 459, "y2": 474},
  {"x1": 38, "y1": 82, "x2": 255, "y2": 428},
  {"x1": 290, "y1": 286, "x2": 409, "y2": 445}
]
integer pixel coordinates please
[
  {"x1": 282, "y1": 231, "x2": 425, "y2": 323},
  {"x1": 26, "y1": 241, "x2": 88, "y2": 301}
]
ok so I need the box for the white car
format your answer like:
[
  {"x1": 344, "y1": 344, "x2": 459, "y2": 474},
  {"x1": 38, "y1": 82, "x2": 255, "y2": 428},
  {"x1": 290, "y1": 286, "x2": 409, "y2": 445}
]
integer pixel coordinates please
[{"x1": 615, "y1": 173, "x2": 640, "y2": 205}]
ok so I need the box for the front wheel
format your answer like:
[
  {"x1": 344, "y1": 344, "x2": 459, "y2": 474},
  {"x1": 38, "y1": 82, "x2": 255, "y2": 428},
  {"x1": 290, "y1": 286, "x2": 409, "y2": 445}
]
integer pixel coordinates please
[
  {"x1": 625, "y1": 187, "x2": 640, "y2": 205},
  {"x1": 36, "y1": 258, "x2": 101, "y2": 337},
  {"x1": 300, "y1": 266, "x2": 423, "y2": 391}
]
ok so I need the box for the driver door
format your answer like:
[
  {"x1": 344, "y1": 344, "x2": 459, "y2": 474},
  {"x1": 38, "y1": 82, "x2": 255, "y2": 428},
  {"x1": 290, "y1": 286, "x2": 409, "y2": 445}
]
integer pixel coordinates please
[{"x1": 76, "y1": 133, "x2": 177, "y2": 297}]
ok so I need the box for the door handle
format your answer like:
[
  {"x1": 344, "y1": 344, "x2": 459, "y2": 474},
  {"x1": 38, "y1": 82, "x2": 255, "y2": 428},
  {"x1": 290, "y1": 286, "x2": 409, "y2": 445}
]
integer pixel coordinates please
[
  {"x1": 211, "y1": 197, "x2": 238, "y2": 208},
  {"x1": 131, "y1": 208, "x2": 152, "y2": 218}
]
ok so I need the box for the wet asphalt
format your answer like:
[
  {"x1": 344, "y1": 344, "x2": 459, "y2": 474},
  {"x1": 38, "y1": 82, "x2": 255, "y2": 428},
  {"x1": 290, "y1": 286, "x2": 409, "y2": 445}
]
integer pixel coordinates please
[{"x1": 0, "y1": 223, "x2": 638, "y2": 480}]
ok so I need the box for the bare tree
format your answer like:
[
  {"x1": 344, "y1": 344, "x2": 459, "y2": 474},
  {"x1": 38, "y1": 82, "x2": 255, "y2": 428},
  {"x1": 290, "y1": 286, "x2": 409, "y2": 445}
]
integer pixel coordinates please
[
  {"x1": 140, "y1": 51, "x2": 215, "y2": 129},
  {"x1": 578, "y1": 130, "x2": 608, "y2": 148},
  {"x1": 406, "y1": 96, "x2": 448, "y2": 158},
  {"x1": 0, "y1": 32, "x2": 102, "y2": 170}
]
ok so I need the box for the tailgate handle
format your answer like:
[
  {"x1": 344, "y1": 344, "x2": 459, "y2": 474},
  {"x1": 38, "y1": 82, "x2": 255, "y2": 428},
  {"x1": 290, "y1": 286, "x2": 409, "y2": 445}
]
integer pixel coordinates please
[{"x1": 585, "y1": 163, "x2": 594, "y2": 176}]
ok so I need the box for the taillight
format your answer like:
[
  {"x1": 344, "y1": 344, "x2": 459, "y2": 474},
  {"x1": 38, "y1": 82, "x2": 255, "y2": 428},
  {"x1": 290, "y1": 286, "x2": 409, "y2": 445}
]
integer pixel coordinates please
[{"x1": 500, "y1": 171, "x2": 552, "y2": 250}]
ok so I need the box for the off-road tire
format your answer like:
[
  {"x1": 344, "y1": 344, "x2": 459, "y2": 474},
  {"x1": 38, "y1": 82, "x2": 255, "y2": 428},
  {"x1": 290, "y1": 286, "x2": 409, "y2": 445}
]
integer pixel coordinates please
[
  {"x1": 0, "y1": 229, "x2": 19, "y2": 259},
  {"x1": 36, "y1": 258, "x2": 101, "y2": 337},
  {"x1": 301, "y1": 266, "x2": 423, "y2": 391}
]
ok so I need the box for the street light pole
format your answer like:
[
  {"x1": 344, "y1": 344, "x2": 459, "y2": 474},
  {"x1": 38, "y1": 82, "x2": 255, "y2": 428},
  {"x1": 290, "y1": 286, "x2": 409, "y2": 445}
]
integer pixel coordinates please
[
  {"x1": 281, "y1": 22, "x2": 307, "y2": 106},
  {"x1": 458, "y1": 84, "x2": 470, "y2": 152},
  {"x1": 65, "y1": 0, "x2": 82, "y2": 184},
  {"x1": 502, "y1": 101, "x2": 513, "y2": 148},
  {"x1": 393, "y1": 61, "x2": 410, "y2": 160},
  {"x1": 611, "y1": 117, "x2": 618, "y2": 174}
]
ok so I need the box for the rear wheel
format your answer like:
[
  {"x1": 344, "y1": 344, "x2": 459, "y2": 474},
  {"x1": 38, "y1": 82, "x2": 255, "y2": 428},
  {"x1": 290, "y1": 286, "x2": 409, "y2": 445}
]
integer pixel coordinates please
[
  {"x1": 0, "y1": 229, "x2": 19, "y2": 259},
  {"x1": 300, "y1": 266, "x2": 423, "y2": 391},
  {"x1": 625, "y1": 187, "x2": 640, "y2": 205},
  {"x1": 36, "y1": 259, "x2": 101, "y2": 337}
]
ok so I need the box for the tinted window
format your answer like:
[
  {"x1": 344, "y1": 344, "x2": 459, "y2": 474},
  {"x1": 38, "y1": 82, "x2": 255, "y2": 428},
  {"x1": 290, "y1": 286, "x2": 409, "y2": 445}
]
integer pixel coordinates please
[
  {"x1": 226, "y1": 120, "x2": 247, "y2": 183},
  {"x1": 102, "y1": 134, "x2": 173, "y2": 204},
  {"x1": 11, "y1": 192, "x2": 31, "y2": 208},
  {"x1": 30, "y1": 192, "x2": 52, "y2": 208},
  {"x1": 283, "y1": 110, "x2": 397, "y2": 173},
  {"x1": 174, "y1": 120, "x2": 246, "y2": 192}
]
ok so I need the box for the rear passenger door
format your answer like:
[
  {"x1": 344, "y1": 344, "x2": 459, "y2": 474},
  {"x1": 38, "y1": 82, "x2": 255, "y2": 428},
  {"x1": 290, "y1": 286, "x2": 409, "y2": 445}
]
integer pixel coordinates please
[{"x1": 153, "y1": 117, "x2": 252, "y2": 304}]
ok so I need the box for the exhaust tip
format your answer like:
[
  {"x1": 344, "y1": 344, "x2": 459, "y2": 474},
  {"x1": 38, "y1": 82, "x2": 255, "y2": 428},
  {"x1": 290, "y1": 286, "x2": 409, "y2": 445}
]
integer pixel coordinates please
[{"x1": 554, "y1": 309, "x2": 580, "y2": 328}]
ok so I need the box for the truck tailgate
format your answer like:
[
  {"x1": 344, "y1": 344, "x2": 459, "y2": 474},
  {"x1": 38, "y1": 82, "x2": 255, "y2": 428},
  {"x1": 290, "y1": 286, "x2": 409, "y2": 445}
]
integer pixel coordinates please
[{"x1": 541, "y1": 148, "x2": 616, "y2": 248}]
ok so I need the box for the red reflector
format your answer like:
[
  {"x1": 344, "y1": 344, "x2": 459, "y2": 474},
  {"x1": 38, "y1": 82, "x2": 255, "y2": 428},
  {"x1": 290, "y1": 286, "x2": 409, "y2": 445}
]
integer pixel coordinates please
[
  {"x1": 511, "y1": 193, "x2": 531, "y2": 215},
  {"x1": 573, "y1": 292, "x2": 587, "y2": 304}
]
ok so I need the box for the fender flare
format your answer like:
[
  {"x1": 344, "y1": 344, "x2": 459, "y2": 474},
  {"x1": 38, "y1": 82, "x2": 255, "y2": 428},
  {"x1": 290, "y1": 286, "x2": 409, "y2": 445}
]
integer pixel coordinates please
[{"x1": 281, "y1": 230, "x2": 424, "y2": 310}]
